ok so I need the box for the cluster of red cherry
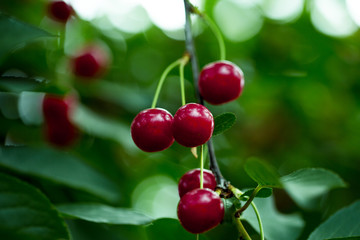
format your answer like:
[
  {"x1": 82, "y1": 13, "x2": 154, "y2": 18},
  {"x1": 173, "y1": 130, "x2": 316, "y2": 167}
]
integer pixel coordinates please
[{"x1": 42, "y1": 1, "x2": 111, "y2": 147}]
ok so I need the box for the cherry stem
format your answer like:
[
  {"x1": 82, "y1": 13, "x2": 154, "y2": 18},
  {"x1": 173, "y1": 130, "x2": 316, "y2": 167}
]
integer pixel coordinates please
[
  {"x1": 234, "y1": 217, "x2": 252, "y2": 240},
  {"x1": 192, "y1": 7, "x2": 226, "y2": 61},
  {"x1": 235, "y1": 185, "x2": 262, "y2": 218},
  {"x1": 200, "y1": 144, "x2": 204, "y2": 189},
  {"x1": 151, "y1": 56, "x2": 187, "y2": 109},
  {"x1": 179, "y1": 53, "x2": 190, "y2": 106},
  {"x1": 183, "y1": 0, "x2": 228, "y2": 189}
]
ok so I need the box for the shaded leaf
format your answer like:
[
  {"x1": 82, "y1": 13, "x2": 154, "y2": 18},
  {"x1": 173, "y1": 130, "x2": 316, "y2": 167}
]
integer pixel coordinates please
[
  {"x1": 0, "y1": 146, "x2": 121, "y2": 202},
  {"x1": 57, "y1": 203, "x2": 153, "y2": 226},
  {"x1": 244, "y1": 158, "x2": 282, "y2": 188},
  {"x1": 243, "y1": 187, "x2": 273, "y2": 198},
  {"x1": 213, "y1": 112, "x2": 236, "y2": 136},
  {"x1": 242, "y1": 196, "x2": 304, "y2": 240},
  {"x1": 0, "y1": 76, "x2": 45, "y2": 93},
  {"x1": 0, "y1": 172, "x2": 70, "y2": 240},
  {"x1": 281, "y1": 168, "x2": 347, "y2": 210},
  {"x1": 0, "y1": 13, "x2": 53, "y2": 63},
  {"x1": 308, "y1": 200, "x2": 360, "y2": 240},
  {"x1": 145, "y1": 218, "x2": 208, "y2": 240}
]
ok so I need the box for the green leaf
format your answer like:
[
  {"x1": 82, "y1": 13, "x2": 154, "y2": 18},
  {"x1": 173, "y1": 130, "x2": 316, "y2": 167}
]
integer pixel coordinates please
[
  {"x1": 222, "y1": 197, "x2": 241, "y2": 223},
  {"x1": 57, "y1": 203, "x2": 153, "y2": 225},
  {"x1": 145, "y1": 218, "x2": 208, "y2": 240},
  {"x1": 0, "y1": 13, "x2": 53, "y2": 63},
  {"x1": 242, "y1": 196, "x2": 304, "y2": 240},
  {"x1": 0, "y1": 76, "x2": 45, "y2": 93},
  {"x1": 244, "y1": 158, "x2": 282, "y2": 188},
  {"x1": 0, "y1": 146, "x2": 121, "y2": 203},
  {"x1": 73, "y1": 105, "x2": 137, "y2": 153},
  {"x1": 0, "y1": 172, "x2": 70, "y2": 240},
  {"x1": 213, "y1": 112, "x2": 236, "y2": 136},
  {"x1": 281, "y1": 168, "x2": 347, "y2": 210},
  {"x1": 308, "y1": 200, "x2": 360, "y2": 240},
  {"x1": 243, "y1": 187, "x2": 273, "y2": 198}
]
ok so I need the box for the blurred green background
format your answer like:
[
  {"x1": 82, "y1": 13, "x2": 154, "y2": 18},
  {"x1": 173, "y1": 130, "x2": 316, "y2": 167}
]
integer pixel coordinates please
[{"x1": 0, "y1": 0, "x2": 360, "y2": 239}]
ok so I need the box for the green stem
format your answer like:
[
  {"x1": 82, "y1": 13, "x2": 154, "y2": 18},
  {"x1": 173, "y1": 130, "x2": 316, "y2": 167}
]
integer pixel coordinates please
[
  {"x1": 151, "y1": 58, "x2": 183, "y2": 109},
  {"x1": 235, "y1": 185, "x2": 262, "y2": 218},
  {"x1": 250, "y1": 202, "x2": 264, "y2": 240},
  {"x1": 200, "y1": 144, "x2": 204, "y2": 189},
  {"x1": 234, "y1": 217, "x2": 252, "y2": 240},
  {"x1": 179, "y1": 54, "x2": 189, "y2": 106},
  {"x1": 191, "y1": 7, "x2": 226, "y2": 60}
]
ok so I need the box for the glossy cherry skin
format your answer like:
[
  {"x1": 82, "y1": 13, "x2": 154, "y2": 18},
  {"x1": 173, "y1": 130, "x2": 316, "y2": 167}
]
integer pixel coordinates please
[
  {"x1": 178, "y1": 169, "x2": 217, "y2": 198},
  {"x1": 43, "y1": 95, "x2": 78, "y2": 147},
  {"x1": 199, "y1": 60, "x2": 245, "y2": 105},
  {"x1": 131, "y1": 108, "x2": 174, "y2": 152},
  {"x1": 177, "y1": 188, "x2": 224, "y2": 234},
  {"x1": 72, "y1": 45, "x2": 110, "y2": 79},
  {"x1": 172, "y1": 103, "x2": 214, "y2": 147},
  {"x1": 47, "y1": 1, "x2": 73, "y2": 23}
]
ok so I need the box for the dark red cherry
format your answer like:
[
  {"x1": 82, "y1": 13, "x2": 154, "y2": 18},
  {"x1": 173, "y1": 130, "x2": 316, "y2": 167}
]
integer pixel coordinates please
[
  {"x1": 43, "y1": 94, "x2": 78, "y2": 147},
  {"x1": 131, "y1": 108, "x2": 174, "y2": 152},
  {"x1": 172, "y1": 103, "x2": 214, "y2": 147},
  {"x1": 72, "y1": 45, "x2": 110, "y2": 79},
  {"x1": 199, "y1": 60, "x2": 244, "y2": 105},
  {"x1": 178, "y1": 169, "x2": 217, "y2": 198},
  {"x1": 177, "y1": 188, "x2": 224, "y2": 234},
  {"x1": 47, "y1": 1, "x2": 73, "y2": 23}
]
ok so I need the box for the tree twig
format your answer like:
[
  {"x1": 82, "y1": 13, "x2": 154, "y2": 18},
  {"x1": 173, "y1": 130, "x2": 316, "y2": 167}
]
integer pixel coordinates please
[{"x1": 183, "y1": 0, "x2": 228, "y2": 189}]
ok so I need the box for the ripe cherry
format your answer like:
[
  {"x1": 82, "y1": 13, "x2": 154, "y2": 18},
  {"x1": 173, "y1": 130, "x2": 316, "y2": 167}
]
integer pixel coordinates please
[
  {"x1": 172, "y1": 103, "x2": 214, "y2": 147},
  {"x1": 178, "y1": 169, "x2": 217, "y2": 198},
  {"x1": 131, "y1": 108, "x2": 174, "y2": 152},
  {"x1": 177, "y1": 188, "x2": 224, "y2": 234},
  {"x1": 47, "y1": 0, "x2": 73, "y2": 23},
  {"x1": 199, "y1": 60, "x2": 245, "y2": 105},
  {"x1": 43, "y1": 94, "x2": 78, "y2": 147},
  {"x1": 71, "y1": 45, "x2": 110, "y2": 80}
]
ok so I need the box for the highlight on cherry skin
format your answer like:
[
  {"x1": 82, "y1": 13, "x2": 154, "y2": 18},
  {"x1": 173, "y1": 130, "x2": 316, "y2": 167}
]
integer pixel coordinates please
[
  {"x1": 177, "y1": 188, "x2": 224, "y2": 234},
  {"x1": 199, "y1": 60, "x2": 245, "y2": 105},
  {"x1": 42, "y1": 94, "x2": 78, "y2": 147},
  {"x1": 178, "y1": 168, "x2": 217, "y2": 198},
  {"x1": 172, "y1": 103, "x2": 214, "y2": 148},
  {"x1": 71, "y1": 45, "x2": 110, "y2": 80},
  {"x1": 47, "y1": 0, "x2": 73, "y2": 23},
  {"x1": 131, "y1": 108, "x2": 174, "y2": 152}
]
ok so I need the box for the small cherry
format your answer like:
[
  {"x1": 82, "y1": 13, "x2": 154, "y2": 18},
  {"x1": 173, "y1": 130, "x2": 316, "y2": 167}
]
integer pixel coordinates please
[
  {"x1": 131, "y1": 108, "x2": 174, "y2": 152},
  {"x1": 172, "y1": 103, "x2": 214, "y2": 147},
  {"x1": 47, "y1": 0, "x2": 73, "y2": 23},
  {"x1": 199, "y1": 60, "x2": 245, "y2": 105},
  {"x1": 71, "y1": 45, "x2": 110, "y2": 80},
  {"x1": 43, "y1": 94, "x2": 78, "y2": 147},
  {"x1": 178, "y1": 169, "x2": 217, "y2": 198},
  {"x1": 177, "y1": 188, "x2": 224, "y2": 234}
]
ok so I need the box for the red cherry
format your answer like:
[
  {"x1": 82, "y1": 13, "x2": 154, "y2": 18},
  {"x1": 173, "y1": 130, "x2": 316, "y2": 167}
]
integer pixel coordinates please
[
  {"x1": 47, "y1": 1, "x2": 73, "y2": 23},
  {"x1": 172, "y1": 103, "x2": 214, "y2": 147},
  {"x1": 43, "y1": 94, "x2": 78, "y2": 147},
  {"x1": 177, "y1": 188, "x2": 224, "y2": 234},
  {"x1": 131, "y1": 108, "x2": 174, "y2": 152},
  {"x1": 72, "y1": 45, "x2": 110, "y2": 80},
  {"x1": 199, "y1": 60, "x2": 245, "y2": 105},
  {"x1": 178, "y1": 169, "x2": 217, "y2": 198}
]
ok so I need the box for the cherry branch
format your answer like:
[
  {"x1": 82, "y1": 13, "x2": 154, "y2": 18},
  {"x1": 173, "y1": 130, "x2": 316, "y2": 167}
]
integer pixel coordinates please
[{"x1": 183, "y1": 0, "x2": 228, "y2": 189}]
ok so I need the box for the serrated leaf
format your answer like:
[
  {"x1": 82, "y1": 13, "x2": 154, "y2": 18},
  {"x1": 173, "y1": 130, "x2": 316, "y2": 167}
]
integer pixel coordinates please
[
  {"x1": 242, "y1": 196, "x2": 304, "y2": 240},
  {"x1": 281, "y1": 168, "x2": 347, "y2": 210},
  {"x1": 0, "y1": 146, "x2": 121, "y2": 203},
  {"x1": 244, "y1": 158, "x2": 282, "y2": 188},
  {"x1": 0, "y1": 13, "x2": 53, "y2": 63},
  {"x1": 145, "y1": 218, "x2": 208, "y2": 240},
  {"x1": 213, "y1": 112, "x2": 236, "y2": 136},
  {"x1": 243, "y1": 187, "x2": 273, "y2": 198},
  {"x1": 308, "y1": 200, "x2": 360, "y2": 240},
  {"x1": 0, "y1": 172, "x2": 70, "y2": 240},
  {"x1": 57, "y1": 203, "x2": 153, "y2": 226}
]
